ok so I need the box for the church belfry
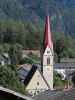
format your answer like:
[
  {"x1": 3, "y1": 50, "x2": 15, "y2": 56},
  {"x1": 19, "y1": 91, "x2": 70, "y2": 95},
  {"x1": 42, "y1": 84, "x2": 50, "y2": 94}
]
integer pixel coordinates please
[{"x1": 42, "y1": 15, "x2": 53, "y2": 90}]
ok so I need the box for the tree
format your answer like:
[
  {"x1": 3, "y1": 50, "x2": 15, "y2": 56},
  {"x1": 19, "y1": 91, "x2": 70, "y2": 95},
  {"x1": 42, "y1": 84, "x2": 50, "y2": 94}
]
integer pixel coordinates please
[
  {"x1": 54, "y1": 38, "x2": 65, "y2": 62},
  {"x1": 53, "y1": 71, "x2": 66, "y2": 89},
  {"x1": 3, "y1": 43, "x2": 10, "y2": 53},
  {"x1": 20, "y1": 57, "x2": 34, "y2": 65},
  {"x1": 8, "y1": 43, "x2": 23, "y2": 65},
  {"x1": 0, "y1": 45, "x2": 4, "y2": 54},
  {"x1": 62, "y1": 36, "x2": 75, "y2": 58},
  {"x1": 0, "y1": 65, "x2": 25, "y2": 94}
]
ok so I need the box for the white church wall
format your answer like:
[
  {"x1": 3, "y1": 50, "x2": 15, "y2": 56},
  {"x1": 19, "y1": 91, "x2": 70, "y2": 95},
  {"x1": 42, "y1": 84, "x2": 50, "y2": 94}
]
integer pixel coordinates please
[
  {"x1": 43, "y1": 46, "x2": 53, "y2": 66},
  {"x1": 43, "y1": 66, "x2": 53, "y2": 89},
  {"x1": 26, "y1": 70, "x2": 49, "y2": 96},
  {"x1": 43, "y1": 46, "x2": 53, "y2": 90}
]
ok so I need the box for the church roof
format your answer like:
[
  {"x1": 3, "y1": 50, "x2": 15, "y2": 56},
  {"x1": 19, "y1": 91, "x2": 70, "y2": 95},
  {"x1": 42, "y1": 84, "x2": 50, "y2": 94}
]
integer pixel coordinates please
[
  {"x1": 24, "y1": 65, "x2": 37, "y2": 86},
  {"x1": 44, "y1": 16, "x2": 53, "y2": 51}
]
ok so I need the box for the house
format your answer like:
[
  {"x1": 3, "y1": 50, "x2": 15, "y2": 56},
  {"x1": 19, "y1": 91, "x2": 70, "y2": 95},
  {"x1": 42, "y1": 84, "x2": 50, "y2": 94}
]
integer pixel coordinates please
[
  {"x1": 22, "y1": 50, "x2": 40, "y2": 58},
  {"x1": 54, "y1": 59, "x2": 75, "y2": 79},
  {"x1": 0, "y1": 53, "x2": 10, "y2": 66}
]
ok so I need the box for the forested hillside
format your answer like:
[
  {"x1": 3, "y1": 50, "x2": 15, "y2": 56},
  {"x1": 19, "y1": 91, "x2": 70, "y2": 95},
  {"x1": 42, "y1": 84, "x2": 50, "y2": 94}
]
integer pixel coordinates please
[
  {"x1": 0, "y1": 0, "x2": 75, "y2": 36},
  {"x1": 0, "y1": 0, "x2": 75, "y2": 60}
]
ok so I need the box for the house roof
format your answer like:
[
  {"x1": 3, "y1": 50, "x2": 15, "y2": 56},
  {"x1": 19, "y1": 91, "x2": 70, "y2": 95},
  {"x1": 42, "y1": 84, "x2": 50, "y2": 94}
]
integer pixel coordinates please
[
  {"x1": 54, "y1": 63, "x2": 75, "y2": 69},
  {"x1": 34, "y1": 90, "x2": 63, "y2": 100},
  {"x1": 17, "y1": 64, "x2": 32, "y2": 81},
  {"x1": 60, "y1": 58, "x2": 75, "y2": 63},
  {"x1": 43, "y1": 15, "x2": 53, "y2": 51},
  {"x1": 34, "y1": 88, "x2": 75, "y2": 100}
]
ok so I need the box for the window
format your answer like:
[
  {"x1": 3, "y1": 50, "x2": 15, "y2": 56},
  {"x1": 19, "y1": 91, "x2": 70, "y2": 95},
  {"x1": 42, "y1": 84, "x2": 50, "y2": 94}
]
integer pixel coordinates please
[
  {"x1": 47, "y1": 51, "x2": 50, "y2": 54},
  {"x1": 47, "y1": 57, "x2": 50, "y2": 65},
  {"x1": 37, "y1": 82, "x2": 39, "y2": 86}
]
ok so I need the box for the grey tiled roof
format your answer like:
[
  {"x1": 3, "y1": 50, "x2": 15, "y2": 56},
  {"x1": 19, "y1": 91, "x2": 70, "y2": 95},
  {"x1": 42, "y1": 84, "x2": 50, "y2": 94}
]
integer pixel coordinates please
[
  {"x1": 18, "y1": 64, "x2": 39, "y2": 86},
  {"x1": 54, "y1": 63, "x2": 75, "y2": 69},
  {"x1": 17, "y1": 64, "x2": 32, "y2": 82},
  {"x1": 34, "y1": 88, "x2": 75, "y2": 100},
  {"x1": 61, "y1": 58, "x2": 75, "y2": 63}
]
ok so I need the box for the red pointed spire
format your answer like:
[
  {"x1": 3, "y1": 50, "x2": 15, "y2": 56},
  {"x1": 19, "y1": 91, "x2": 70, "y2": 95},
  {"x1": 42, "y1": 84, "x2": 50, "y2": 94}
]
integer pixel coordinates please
[{"x1": 44, "y1": 15, "x2": 53, "y2": 50}]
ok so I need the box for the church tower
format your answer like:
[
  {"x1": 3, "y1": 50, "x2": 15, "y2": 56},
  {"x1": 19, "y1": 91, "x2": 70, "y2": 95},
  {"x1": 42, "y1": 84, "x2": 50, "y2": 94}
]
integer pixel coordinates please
[{"x1": 42, "y1": 15, "x2": 53, "y2": 90}]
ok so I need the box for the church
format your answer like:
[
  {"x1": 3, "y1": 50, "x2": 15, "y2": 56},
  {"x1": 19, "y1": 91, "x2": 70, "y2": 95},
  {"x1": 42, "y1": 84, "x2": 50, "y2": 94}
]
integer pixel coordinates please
[{"x1": 18, "y1": 15, "x2": 54, "y2": 96}]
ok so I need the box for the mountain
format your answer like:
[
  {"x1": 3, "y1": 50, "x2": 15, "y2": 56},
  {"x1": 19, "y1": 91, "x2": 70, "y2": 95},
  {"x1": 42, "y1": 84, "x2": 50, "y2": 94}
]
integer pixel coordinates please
[{"x1": 0, "y1": 0, "x2": 75, "y2": 36}]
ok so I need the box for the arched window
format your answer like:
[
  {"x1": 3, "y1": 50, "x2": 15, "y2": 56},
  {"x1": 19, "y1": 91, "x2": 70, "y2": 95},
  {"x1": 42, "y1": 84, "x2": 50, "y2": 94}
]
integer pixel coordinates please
[{"x1": 47, "y1": 57, "x2": 50, "y2": 65}]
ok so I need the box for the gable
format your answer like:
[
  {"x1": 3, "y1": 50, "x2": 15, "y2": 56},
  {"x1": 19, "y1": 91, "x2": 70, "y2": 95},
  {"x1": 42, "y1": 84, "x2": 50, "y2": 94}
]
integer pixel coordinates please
[{"x1": 26, "y1": 69, "x2": 49, "y2": 94}]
